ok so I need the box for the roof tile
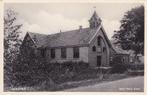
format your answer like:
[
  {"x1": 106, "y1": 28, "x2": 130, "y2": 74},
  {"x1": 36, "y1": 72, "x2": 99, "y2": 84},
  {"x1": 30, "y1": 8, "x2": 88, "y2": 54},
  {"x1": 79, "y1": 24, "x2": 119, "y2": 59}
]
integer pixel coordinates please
[{"x1": 28, "y1": 27, "x2": 97, "y2": 48}]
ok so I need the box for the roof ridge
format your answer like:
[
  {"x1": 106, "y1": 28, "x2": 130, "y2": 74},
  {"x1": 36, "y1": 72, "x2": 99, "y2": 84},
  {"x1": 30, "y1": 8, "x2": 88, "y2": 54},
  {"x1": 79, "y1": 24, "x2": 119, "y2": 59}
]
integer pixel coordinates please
[
  {"x1": 47, "y1": 27, "x2": 90, "y2": 36},
  {"x1": 27, "y1": 27, "x2": 90, "y2": 37},
  {"x1": 28, "y1": 31, "x2": 48, "y2": 36}
]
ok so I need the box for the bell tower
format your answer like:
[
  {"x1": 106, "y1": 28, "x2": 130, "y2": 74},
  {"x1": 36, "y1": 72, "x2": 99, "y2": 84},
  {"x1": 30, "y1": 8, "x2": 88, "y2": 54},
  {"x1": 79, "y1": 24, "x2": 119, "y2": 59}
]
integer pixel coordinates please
[{"x1": 89, "y1": 11, "x2": 101, "y2": 28}]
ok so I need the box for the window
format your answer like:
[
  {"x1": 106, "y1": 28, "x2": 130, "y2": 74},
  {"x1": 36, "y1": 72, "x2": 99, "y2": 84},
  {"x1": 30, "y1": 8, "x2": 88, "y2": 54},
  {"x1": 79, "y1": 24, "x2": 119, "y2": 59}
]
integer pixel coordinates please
[
  {"x1": 92, "y1": 46, "x2": 96, "y2": 52},
  {"x1": 61, "y1": 48, "x2": 66, "y2": 58},
  {"x1": 51, "y1": 49, "x2": 55, "y2": 59},
  {"x1": 41, "y1": 49, "x2": 46, "y2": 57},
  {"x1": 103, "y1": 47, "x2": 106, "y2": 52},
  {"x1": 73, "y1": 47, "x2": 79, "y2": 58},
  {"x1": 97, "y1": 36, "x2": 101, "y2": 46}
]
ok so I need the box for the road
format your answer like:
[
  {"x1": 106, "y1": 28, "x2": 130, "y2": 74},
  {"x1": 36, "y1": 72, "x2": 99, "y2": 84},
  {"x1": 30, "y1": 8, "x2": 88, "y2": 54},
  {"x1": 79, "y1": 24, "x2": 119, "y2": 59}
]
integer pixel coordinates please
[{"x1": 64, "y1": 76, "x2": 144, "y2": 92}]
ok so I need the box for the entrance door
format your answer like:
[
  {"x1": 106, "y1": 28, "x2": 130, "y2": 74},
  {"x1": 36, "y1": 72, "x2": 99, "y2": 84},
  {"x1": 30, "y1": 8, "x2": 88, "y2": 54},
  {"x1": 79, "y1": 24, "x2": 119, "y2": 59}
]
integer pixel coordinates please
[{"x1": 97, "y1": 56, "x2": 101, "y2": 67}]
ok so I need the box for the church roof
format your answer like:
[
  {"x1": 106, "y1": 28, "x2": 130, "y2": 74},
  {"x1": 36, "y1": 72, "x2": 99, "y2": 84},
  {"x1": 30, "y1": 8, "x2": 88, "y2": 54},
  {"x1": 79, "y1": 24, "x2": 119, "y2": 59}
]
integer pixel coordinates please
[{"x1": 28, "y1": 27, "x2": 98, "y2": 48}]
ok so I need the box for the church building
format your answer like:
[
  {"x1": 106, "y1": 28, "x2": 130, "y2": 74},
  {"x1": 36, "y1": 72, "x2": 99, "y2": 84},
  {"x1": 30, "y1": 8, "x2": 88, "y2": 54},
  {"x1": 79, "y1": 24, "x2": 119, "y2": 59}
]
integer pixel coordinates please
[{"x1": 20, "y1": 11, "x2": 129, "y2": 67}]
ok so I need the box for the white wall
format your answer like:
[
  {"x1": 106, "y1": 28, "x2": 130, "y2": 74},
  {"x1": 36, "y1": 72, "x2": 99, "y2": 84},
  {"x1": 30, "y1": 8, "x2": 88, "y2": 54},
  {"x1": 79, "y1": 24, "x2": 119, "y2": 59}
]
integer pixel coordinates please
[{"x1": 80, "y1": 47, "x2": 89, "y2": 63}]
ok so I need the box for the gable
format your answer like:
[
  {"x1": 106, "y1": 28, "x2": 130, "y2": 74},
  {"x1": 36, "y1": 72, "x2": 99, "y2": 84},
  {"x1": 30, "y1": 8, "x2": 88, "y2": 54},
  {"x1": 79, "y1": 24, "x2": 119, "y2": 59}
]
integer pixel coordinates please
[
  {"x1": 88, "y1": 25, "x2": 117, "y2": 54},
  {"x1": 21, "y1": 33, "x2": 36, "y2": 48},
  {"x1": 89, "y1": 26, "x2": 110, "y2": 48},
  {"x1": 28, "y1": 32, "x2": 48, "y2": 48},
  {"x1": 20, "y1": 33, "x2": 37, "y2": 56},
  {"x1": 89, "y1": 28, "x2": 109, "y2": 48},
  {"x1": 100, "y1": 26, "x2": 116, "y2": 53}
]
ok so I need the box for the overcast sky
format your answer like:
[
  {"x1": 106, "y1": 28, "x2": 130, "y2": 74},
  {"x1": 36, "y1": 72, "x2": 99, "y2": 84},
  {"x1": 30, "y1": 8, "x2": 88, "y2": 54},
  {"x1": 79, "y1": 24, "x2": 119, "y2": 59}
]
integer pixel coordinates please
[{"x1": 5, "y1": 3, "x2": 142, "y2": 40}]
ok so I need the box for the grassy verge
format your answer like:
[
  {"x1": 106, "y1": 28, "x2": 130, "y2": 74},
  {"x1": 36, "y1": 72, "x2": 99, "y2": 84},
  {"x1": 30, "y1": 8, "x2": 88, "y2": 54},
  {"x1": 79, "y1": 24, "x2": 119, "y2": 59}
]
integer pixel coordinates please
[
  {"x1": 8, "y1": 73, "x2": 132, "y2": 91},
  {"x1": 51, "y1": 73, "x2": 130, "y2": 91},
  {"x1": 7, "y1": 61, "x2": 144, "y2": 91}
]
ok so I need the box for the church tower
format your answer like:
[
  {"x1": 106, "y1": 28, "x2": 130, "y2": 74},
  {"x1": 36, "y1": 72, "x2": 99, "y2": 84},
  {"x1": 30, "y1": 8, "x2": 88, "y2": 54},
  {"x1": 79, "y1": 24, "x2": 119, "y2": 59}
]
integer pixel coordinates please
[{"x1": 89, "y1": 11, "x2": 101, "y2": 28}]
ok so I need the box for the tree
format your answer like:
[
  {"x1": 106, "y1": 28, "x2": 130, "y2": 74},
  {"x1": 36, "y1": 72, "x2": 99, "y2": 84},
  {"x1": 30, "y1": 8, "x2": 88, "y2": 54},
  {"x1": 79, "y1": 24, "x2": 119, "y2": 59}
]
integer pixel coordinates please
[
  {"x1": 4, "y1": 9, "x2": 22, "y2": 88},
  {"x1": 113, "y1": 5, "x2": 144, "y2": 56}
]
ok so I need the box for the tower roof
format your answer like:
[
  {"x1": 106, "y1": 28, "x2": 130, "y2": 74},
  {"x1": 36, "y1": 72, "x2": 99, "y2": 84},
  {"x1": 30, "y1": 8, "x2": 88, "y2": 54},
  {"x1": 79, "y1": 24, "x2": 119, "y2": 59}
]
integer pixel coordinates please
[
  {"x1": 89, "y1": 11, "x2": 101, "y2": 21},
  {"x1": 89, "y1": 11, "x2": 102, "y2": 28}
]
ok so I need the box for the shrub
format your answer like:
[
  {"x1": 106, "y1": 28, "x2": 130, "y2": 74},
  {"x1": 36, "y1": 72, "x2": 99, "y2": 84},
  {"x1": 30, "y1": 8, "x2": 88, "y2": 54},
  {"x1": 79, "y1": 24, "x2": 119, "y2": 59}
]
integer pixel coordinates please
[
  {"x1": 127, "y1": 63, "x2": 144, "y2": 70},
  {"x1": 110, "y1": 63, "x2": 127, "y2": 74},
  {"x1": 110, "y1": 55, "x2": 124, "y2": 66},
  {"x1": 110, "y1": 54, "x2": 128, "y2": 74},
  {"x1": 48, "y1": 61, "x2": 90, "y2": 84},
  {"x1": 126, "y1": 63, "x2": 144, "y2": 76},
  {"x1": 14, "y1": 60, "x2": 91, "y2": 86}
]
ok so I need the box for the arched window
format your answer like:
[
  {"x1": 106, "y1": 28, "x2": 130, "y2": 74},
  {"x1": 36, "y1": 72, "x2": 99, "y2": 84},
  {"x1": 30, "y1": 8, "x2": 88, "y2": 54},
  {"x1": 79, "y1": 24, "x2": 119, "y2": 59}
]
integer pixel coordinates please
[
  {"x1": 97, "y1": 36, "x2": 101, "y2": 46},
  {"x1": 103, "y1": 47, "x2": 106, "y2": 52},
  {"x1": 92, "y1": 46, "x2": 96, "y2": 52}
]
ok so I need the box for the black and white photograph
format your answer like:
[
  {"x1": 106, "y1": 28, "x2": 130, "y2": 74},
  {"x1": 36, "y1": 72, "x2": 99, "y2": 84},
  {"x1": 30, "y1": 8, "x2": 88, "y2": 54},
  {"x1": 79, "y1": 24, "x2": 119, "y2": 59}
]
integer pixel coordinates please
[{"x1": 3, "y1": 2, "x2": 144, "y2": 92}]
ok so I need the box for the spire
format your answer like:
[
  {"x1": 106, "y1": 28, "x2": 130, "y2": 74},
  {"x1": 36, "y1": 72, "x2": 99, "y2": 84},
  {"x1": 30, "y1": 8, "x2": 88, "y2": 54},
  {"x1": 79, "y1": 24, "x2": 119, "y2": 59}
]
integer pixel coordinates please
[{"x1": 89, "y1": 10, "x2": 101, "y2": 28}]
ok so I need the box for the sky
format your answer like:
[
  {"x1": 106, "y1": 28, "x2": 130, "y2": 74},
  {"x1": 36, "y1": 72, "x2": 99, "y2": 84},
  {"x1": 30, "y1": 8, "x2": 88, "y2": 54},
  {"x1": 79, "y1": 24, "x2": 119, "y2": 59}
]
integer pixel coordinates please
[{"x1": 5, "y1": 3, "x2": 142, "y2": 40}]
